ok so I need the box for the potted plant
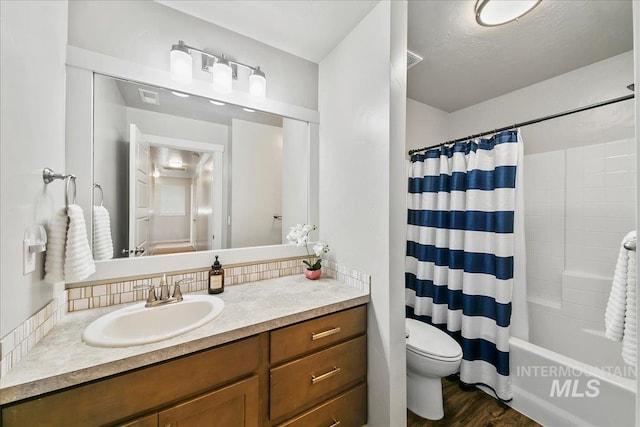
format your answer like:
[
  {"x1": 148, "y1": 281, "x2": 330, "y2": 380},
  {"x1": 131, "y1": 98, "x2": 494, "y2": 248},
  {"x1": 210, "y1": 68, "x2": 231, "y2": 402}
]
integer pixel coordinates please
[{"x1": 286, "y1": 224, "x2": 329, "y2": 280}]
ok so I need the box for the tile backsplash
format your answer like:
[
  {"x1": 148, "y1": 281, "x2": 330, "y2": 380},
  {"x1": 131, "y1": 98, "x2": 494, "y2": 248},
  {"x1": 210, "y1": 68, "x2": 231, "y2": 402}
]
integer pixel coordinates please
[
  {"x1": 66, "y1": 256, "x2": 308, "y2": 312},
  {"x1": 1, "y1": 291, "x2": 68, "y2": 377}
]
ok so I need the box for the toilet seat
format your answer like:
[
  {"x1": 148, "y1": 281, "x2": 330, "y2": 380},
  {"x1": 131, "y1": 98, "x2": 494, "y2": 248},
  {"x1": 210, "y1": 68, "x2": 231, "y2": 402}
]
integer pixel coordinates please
[{"x1": 405, "y1": 318, "x2": 462, "y2": 361}]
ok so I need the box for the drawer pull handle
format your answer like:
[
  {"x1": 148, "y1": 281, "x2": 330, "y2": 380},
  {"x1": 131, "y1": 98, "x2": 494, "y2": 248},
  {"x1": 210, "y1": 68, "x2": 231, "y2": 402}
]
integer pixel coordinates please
[
  {"x1": 329, "y1": 419, "x2": 341, "y2": 427},
  {"x1": 312, "y1": 326, "x2": 341, "y2": 341},
  {"x1": 312, "y1": 366, "x2": 341, "y2": 384}
]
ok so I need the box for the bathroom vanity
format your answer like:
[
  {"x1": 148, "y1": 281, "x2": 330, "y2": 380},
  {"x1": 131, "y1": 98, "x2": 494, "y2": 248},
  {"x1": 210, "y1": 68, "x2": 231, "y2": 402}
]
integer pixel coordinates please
[{"x1": 0, "y1": 277, "x2": 369, "y2": 426}]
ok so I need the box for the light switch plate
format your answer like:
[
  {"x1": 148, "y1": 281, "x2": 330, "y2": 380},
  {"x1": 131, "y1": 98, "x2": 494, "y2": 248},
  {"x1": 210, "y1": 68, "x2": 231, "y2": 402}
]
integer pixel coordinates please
[{"x1": 23, "y1": 239, "x2": 36, "y2": 275}]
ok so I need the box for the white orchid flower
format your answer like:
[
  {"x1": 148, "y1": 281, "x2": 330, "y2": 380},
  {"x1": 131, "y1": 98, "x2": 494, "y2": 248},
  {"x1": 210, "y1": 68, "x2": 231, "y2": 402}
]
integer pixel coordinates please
[{"x1": 313, "y1": 242, "x2": 326, "y2": 257}]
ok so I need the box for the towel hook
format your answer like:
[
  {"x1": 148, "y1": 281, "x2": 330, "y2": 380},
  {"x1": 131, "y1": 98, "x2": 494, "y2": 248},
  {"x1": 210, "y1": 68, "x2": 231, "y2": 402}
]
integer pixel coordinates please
[
  {"x1": 93, "y1": 183, "x2": 104, "y2": 206},
  {"x1": 65, "y1": 175, "x2": 76, "y2": 210}
]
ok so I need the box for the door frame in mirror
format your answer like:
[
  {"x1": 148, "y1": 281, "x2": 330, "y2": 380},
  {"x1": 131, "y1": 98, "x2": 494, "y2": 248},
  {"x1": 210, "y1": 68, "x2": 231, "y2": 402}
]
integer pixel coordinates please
[{"x1": 65, "y1": 45, "x2": 319, "y2": 284}]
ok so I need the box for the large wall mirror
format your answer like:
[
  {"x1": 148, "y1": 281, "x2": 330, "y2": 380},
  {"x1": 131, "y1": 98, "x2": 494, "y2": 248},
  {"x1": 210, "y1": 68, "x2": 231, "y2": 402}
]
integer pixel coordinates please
[{"x1": 92, "y1": 73, "x2": 310, "y2": 260}]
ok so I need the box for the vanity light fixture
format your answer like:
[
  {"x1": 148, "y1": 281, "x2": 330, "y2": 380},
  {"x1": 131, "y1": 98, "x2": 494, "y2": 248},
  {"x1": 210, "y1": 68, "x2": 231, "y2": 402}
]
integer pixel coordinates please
[
  {"x1": 475, "y1": 0, "x2": 541, "y2": 27},
  {"x1": 170, "y1": 40, "x2": 267, "y2": 100},
  {"x1": 170, "y1": 41, "x2": 193, "y2": 84},
  {"x1": 209, "y1": 100, "x2": 226, "y2": 106}
]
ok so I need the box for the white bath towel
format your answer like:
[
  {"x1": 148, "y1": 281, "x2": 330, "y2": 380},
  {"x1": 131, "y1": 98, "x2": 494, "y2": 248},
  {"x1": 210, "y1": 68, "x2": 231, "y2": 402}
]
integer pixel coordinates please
[
  {"x1": 44, "y1": 208, "x2": 68, "y2": 283},
  {"x1": 605, "y1": 231, "x2": 637, "y2": 366},
  {"x1": 92, "y1": 205, "x2": 114, "y2": 261},
  {"x1": 64, "y1": 205, "x2": 96, "y2": 282}
]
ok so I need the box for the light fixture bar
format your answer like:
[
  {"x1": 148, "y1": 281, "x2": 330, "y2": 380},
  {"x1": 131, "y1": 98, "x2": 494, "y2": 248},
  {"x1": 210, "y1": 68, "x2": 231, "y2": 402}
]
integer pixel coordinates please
[
  {"x1": 178, "y1": 42, "x2": 260, "y2": 74},
  {"x1": 170, "y1": 40, "x2": 267, "y2": 99}
]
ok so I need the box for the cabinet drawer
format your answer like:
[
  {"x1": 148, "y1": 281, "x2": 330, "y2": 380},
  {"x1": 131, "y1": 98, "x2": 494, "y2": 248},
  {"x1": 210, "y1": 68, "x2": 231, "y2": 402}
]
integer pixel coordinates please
[
  {"x1": 270, "y1": 306, "x2": 366, "y2": 364},
  {"x1": 277, "y1": 384, "x2": 366, "y2": 427},
  {"x1": 270, "y1": 335, "x2": 366, "y2": 421},
  {"x1": 2, "y1": 335, "x2": 260, "y2": 427}
]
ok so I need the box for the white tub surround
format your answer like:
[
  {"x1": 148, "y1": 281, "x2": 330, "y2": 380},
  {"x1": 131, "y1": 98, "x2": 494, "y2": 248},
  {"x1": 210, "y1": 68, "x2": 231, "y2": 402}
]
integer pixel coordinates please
[
  {"x1": 509, "y1": 337, "x2": 636, "y2": 427},
  {"x1": 0, "y1": 275, "x2": 369, "y2": 405}
]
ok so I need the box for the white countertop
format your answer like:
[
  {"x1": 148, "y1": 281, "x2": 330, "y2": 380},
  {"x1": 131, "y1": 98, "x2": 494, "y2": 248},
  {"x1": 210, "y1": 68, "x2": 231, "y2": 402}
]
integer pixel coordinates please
[{"x1": 0, "y1": 275, "x2": 369, "y2": 405}]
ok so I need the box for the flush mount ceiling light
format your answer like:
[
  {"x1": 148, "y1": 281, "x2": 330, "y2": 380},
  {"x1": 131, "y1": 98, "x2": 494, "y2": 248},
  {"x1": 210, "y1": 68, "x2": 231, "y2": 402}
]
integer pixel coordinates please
[
  {"x1": 169, "y1": 40, "x2": 267, "y2": 100},
  {"x1": 475, "y1": 0, "x2": 541, "y2": 27},
  {"x1": 209, "y1": 100, "x2": 226, "y2": 106},
  {"x1": 171, "y1": 91, "x2": 190, "y2": 98}
]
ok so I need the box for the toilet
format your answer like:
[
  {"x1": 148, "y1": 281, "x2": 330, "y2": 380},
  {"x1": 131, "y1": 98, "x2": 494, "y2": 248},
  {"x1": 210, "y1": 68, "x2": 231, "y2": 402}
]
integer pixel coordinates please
[{"x1": 405, "y1": 318, "x2": 463, "y2": 420}]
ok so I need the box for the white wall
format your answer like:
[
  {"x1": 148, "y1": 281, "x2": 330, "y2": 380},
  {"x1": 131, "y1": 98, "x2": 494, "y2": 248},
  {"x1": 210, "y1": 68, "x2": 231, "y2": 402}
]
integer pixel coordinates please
[
  {"x1": 282, "y1": 118, "x2": 309, "y2": 240},
  {"x1": 67, "y1": 0, "x2": 318, "y2": 111},
  {"x1": 632, "y1": 3, "x2": 639, "y2": 424},
  {"x1": 0, "y1": 0, "x2": 69, "y2": 337},
  {"x1": 319, "y1": 2, "x2": 407, "y2": 425},
  {"x1": 231, "y1": 119, "x2": 283, "y2": 248},
  {"x1": 93, "y1": 74, "x2": 128, "y2": 258},
  {"x1": 448, "y1": 51, "x2": 635, "y2": 154},
  {"x1": 406, "y1": 98, "x2": 450, "y2": 152}
]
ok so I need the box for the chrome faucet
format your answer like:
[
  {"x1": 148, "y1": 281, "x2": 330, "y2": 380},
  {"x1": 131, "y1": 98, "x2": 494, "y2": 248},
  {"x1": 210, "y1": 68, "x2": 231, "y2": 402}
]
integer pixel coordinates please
[{"x1": 142, "y1": 275, "x2": 193, "y2": 308}]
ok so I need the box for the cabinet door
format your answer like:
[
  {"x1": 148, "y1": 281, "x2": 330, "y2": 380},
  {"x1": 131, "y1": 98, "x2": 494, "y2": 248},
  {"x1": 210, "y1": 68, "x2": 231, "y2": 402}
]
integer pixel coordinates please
[
  {"x1": 118, "y1": 413, "x2": 158, "y2": 427},
  {"x1": 158, "y1": 376, "x2": 259, "y2": 427}
]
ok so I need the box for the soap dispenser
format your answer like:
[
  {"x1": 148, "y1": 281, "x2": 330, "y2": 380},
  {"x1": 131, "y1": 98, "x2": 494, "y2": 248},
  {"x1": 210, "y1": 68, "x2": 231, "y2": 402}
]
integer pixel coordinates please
[{"x1": 208, "y1": 256, "x2": 224, "y2": 294}]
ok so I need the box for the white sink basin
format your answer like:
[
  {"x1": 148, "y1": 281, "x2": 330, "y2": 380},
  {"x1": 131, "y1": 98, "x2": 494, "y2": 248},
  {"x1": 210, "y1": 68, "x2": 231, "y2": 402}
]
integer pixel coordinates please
[{"x1": 82, "y1": 295, "x2": 224, "y2": 348}]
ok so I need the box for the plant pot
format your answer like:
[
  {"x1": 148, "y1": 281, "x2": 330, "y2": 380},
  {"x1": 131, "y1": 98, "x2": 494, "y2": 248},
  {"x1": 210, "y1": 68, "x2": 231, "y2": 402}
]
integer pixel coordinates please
[{"x1": 304, "y1": 268, "x2": 321, "y2": 280}]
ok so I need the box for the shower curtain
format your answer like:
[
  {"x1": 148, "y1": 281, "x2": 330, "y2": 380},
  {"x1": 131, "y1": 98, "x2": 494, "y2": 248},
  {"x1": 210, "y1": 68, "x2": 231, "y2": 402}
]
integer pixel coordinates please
[{"x1": 405, "y1": 129, "x2": 525, "y2": 402}]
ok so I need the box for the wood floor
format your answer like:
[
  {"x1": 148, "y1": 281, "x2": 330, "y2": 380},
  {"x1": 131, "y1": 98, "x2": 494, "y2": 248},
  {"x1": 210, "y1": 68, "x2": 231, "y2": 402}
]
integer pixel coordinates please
[{"x1": 407, "y1": 376, "x2": 542, "y2": 427}]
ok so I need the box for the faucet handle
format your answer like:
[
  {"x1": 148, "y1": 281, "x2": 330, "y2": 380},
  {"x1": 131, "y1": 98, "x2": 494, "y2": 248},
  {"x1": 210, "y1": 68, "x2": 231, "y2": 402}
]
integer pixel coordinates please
[
  {"x1": 134, "y1": 283, "x2": 157, "y2": 304},
  {"x1": 173, "y1": 277, "x2": 193, "y2": 300}
]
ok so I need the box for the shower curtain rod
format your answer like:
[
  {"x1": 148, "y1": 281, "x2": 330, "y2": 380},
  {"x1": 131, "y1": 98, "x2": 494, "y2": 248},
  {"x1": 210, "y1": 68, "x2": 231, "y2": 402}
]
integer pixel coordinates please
[{"x1": 408, "y1": 93, "x2": 635, "y2": 156}]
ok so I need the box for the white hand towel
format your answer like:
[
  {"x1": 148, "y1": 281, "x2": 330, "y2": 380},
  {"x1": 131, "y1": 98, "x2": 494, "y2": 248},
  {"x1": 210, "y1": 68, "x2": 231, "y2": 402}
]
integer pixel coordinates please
[
  {"x1": 44, "y1": 208, "x2": 68, "y2": 283},
  {"x1": 622, "y1": 246, "x2": 636, "y2": 366},
  {"x1": 605, "y1": 231, "x2": 637, "y2": 366},
  {"x1": 92, "y1": 205, "x2": 114, "y2": 261},
  {"x1": 64, "y1": 204, "x2": 96, "y2": 283}
]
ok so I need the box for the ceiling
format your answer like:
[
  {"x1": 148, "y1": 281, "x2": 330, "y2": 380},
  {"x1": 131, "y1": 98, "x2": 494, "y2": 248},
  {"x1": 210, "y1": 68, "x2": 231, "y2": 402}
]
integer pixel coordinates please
[
  {"x1": 407, "y1": 0, "x2": 633, "y2": 112},
  {"x1": 156, "y1": 0, "x2": 633, "y2": 113},
  {"x1": 157, "y1": 0, "x2": 378, "y2": 63},
  {"x1": 113, "y1": 77, "x2": 282, "y2": 128}
]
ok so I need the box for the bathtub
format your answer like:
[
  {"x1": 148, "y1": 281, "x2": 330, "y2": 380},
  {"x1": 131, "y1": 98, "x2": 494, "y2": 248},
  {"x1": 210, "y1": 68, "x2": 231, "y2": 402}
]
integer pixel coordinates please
[{"x1": 508, "y1": 337, "x2": 636, "y2": 426}]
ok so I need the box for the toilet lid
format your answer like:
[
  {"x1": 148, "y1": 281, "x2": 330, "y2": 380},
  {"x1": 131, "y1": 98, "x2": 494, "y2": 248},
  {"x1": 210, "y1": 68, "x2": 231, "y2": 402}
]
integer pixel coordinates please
[{"x1": 405, "y1": 318, "x2": 462, "y2": 361}]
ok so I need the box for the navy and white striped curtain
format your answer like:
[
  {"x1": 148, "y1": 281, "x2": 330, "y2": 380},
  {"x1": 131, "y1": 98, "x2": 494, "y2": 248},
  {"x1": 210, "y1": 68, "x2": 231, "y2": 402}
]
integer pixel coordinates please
[{"x1": 405, "y1": 130, "x2": 521, "y2": 401}]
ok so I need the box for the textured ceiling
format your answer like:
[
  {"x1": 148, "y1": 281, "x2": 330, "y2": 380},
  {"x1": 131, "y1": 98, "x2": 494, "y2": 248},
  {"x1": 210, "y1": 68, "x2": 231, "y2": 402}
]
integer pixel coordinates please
[
  {"x1": 408, "y1": 0, "x2": 633, "y2": 112},
  {"x1": 156, "y1": 0, "x2": 633, "y2": 113}
]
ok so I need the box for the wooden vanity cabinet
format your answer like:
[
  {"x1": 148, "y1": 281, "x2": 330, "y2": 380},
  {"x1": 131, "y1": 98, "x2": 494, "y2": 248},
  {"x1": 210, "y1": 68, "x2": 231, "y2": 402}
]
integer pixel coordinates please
[
  {"x1": 269, "y1": 305, "x2": 367, "y2": 426},
  {"x1": 2, "y1": 336, "x2": 261, "y2": 427},
  {"x1": 1, "y1": 305, "x2": 367, "y2": 427}
]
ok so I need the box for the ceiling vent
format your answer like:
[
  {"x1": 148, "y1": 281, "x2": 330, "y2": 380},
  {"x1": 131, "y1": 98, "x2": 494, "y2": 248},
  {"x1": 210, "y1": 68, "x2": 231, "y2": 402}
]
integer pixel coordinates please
[
  {"x1": 138, "y1": 88, "x2": 160, "y2": 105},
  {"x1": 407, "y1": 50, "x2": 424, "y2": 70},
  {"x1": 628, "y1": 83, "x2": 635, "y2": 92}
]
